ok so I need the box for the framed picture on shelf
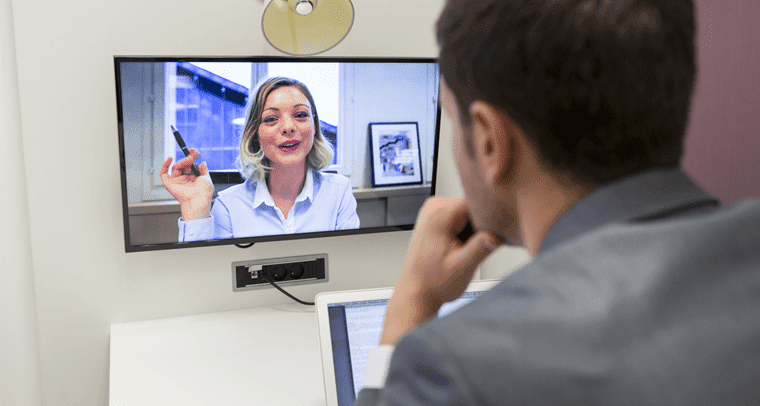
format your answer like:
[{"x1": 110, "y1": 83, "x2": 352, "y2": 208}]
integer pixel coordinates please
[{"x1": 368, "y1": 122, "x2": 424, "y2": 187}]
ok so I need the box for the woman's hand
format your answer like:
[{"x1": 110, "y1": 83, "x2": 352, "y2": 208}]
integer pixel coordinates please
[{"x1": 159, "y1": 148, "x2": 214, "y2": 221}]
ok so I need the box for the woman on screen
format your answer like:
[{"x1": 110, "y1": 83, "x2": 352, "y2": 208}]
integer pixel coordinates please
[{"x1": 160, "y1": 76, "x2": 360, "y2": 242}]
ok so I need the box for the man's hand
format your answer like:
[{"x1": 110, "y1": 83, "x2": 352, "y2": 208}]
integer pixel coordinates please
[{"x1": 379, "y1": 197, "x2": 502, "y2": 345}]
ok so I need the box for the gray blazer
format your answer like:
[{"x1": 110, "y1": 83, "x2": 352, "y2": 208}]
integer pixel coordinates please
[{"x1": 356, "y1": 168, "x2": 760, "y2": 405}]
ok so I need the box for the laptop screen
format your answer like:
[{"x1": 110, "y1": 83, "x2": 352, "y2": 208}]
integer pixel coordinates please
[{"x1": 326, "y1": 291, "x2": 484, "y2": 405}]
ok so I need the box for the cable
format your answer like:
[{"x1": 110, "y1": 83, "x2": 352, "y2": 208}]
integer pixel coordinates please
[
  {"x1": 266, "y1": 273, "x2": 315, "y2": 306},
  {"x1": 235, "y1": 242, "x2": 255, "y2": 248}
]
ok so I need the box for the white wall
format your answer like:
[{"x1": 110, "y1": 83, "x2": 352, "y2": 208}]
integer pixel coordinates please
[
  {"x1": 6, "y1": 0, "x2": 529, "y2": 404},
  {"x1": 1, "y1": 0, "x2": 44, "y2": 404},
  {"x1": 346, "y1": 63, "x2": 438, "y2": 188}
]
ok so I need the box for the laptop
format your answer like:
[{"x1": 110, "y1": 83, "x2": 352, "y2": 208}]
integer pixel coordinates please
[{"x1": 315, "y1": 279, "x2": 499, "y2": 406}]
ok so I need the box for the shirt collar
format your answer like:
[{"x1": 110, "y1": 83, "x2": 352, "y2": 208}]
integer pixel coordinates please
[
  {"x1": 297, "y1": 167, "x2": 315, "y2": 204},
  {"x1": 250, "y1": 167, "x2": 316, "y2": 209},
  {"x1": 538, "y1": 168, "x2": 720, "y2": 255}
]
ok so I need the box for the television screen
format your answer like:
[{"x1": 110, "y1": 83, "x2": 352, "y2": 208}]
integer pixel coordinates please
[{"x1": 115, "y1": 56, "x2": 441, "y2": 252}]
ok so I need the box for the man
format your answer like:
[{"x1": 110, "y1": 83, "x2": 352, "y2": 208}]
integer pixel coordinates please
[{"x1": 355, "y1": 0, "x2": 760, "y2": 404}]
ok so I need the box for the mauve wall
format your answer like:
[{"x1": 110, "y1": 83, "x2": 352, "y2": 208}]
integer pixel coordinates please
[{"x1": 683, "y1": 0, "x2": 760, "y2": 204}]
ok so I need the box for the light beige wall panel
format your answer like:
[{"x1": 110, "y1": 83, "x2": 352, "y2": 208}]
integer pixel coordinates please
[{"x1": 1, "y1": 0, "x2": 43, "y2": 403}]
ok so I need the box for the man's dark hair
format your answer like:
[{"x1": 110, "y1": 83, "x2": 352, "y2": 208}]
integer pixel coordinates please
[{"x1": 437, "y1": 0, "x2": 697, "y2": 185}]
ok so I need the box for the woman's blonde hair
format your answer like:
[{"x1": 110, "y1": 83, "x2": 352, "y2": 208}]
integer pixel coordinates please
[{"x1": 237, "y1": 76, "x2": 334, "y2": 182}]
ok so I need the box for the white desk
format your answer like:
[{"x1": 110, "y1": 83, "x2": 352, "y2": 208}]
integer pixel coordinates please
[{"x1": 110, "y1": 304, "x2": 326, "y2": 406}]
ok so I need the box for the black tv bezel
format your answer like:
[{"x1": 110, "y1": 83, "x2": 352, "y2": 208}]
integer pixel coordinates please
[{"x1": 114, "y1": 56, "x2": 442, "y2": 253}]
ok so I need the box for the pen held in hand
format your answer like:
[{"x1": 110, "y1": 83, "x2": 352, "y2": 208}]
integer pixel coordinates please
[{"x1": 170, "y1": 125, "x2": 201, "y2": 177}]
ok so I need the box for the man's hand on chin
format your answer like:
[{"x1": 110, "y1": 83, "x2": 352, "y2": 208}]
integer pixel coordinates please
[{"x1": 379, "y1": 197, "x2": 502, "y2": 345}]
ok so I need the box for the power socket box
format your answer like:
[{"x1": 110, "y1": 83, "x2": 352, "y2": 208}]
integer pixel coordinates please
[{"x1": 232, "y1": 253, "x2": 328, "y2": 292}]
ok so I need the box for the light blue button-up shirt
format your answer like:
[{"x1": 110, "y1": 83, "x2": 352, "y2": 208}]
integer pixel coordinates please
[{"x1": 178, "y1": 168, "x2": 360, "y2": 241}]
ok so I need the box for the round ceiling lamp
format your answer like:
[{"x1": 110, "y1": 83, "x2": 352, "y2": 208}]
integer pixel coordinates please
[{"x1": 262, "y1": 0, "x2": 355, "y2": 55}]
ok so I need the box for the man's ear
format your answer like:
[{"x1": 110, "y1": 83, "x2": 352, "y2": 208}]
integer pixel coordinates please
[{"x1": 468, "y1": 101, "x2": 519, "y2": 186}]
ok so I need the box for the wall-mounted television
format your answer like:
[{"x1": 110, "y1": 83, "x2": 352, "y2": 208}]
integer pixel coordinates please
[{"x1": 115, "y1": 56, "x2": 441, "y2": 252}]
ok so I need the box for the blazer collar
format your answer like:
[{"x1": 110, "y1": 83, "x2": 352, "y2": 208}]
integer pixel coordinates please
[{"x1": 538, "y1": 168, "x2": 720, "y2": 255}]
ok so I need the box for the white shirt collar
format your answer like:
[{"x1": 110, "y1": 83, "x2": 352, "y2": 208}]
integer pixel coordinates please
[{"x1": 252, "y1": 167, "x2": 315, "y2": 208}]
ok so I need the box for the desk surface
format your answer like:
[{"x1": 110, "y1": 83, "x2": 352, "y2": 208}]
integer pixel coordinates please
[{"x1": 110, "y1": 304, "x2": 326, "y2": 406}]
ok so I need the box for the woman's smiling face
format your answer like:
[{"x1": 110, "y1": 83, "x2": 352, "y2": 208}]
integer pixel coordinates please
[{"x1": 258, "y1": 86, "x2": 315, "y2": 168}]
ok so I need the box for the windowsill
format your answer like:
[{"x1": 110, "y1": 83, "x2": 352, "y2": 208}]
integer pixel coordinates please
[
  {"x1": 128, "y1": 200, "x2": 182, "y2": 215},
  {"x1": 352, "y1": 184, "x2": 431, "y2": 199},
  {"x1": 128, "y1": 184, "x2": 432, "y2": 215}
]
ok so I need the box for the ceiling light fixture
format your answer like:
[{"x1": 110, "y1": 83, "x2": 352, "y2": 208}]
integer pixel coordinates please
[{"x1": 262, "y1": 0, "x2": 355, "y2": 55}]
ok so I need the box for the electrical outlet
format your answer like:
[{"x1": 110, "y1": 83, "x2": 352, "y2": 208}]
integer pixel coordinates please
[{"x1": 232, "y1": 254, "x2": 328, "y2": 292}]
